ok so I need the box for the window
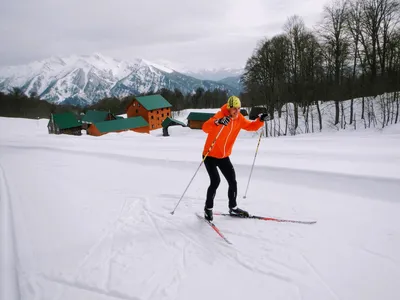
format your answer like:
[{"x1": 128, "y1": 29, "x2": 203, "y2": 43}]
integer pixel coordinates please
[
  {"x1": 136, "y1": 109, "x2": 138, "y2": 113},
  {"x1": 151, "y1": 116, "x2": 154, "y2": 119},
  {"x1": 161, "y1": 114, "x2": 164, "y2": 117}
]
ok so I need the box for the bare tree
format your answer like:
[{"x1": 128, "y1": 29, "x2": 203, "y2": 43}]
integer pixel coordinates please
[
  {"x1": 319, "y1": 0, "x2": 351, "y2": 125},
  {"x1": 284, "y1": 15, "x2": 308, "y2": 130},
  {"x1": 241, "y1": 0, "x2": 399, "y2": 137},
  {"x1": 347, "y1": 0, "x2": 364, "y2": 122},
  {"x1": 357, "y1": 0, "x2": 400, "y2": 84}
]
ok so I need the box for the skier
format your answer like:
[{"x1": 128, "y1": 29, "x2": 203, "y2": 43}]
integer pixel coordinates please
[{"x1": 201, "y1": 96, "x2": 268, "y2": 221}]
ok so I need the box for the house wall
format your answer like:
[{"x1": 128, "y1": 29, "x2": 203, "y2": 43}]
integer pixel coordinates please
[
  {"x1": 188, "y1": 120, "x2": 206, "y2": 129},
  {"x1": 130, "y1": 126, "x2": 149, "y2": 134},
  {"x1": 87, "y1": 125, "x2": 103, "y2": 136},
  {"x1": 60, "y1": 127, "x2": 82, "y2": 136},
  {"x1": 127, "y1": 100, "x2": 148, "y2": 120},
  {"x1": 127, "y1": 100, "x2": 171, "y2": 131},
  {"x1": 148, "y1": 107, "x2": 171, "y2": 130}
]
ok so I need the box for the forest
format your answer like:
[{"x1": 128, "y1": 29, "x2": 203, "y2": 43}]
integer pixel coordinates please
[{"x1": 241, "y1": 0, "x2": 400, "y2": 131}]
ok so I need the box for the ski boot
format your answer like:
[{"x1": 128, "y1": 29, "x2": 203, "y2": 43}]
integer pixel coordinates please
[
  {"x1": 204, "y1": 206, "x2": 213, "y2": 222},
  {"x1": 229, "y1": 206, "x2": 249, "y2": 218}
]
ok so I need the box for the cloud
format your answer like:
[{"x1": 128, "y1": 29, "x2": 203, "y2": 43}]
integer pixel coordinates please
[{"x1": 0, "y1": 0, "x2": 326, "y2": 70}]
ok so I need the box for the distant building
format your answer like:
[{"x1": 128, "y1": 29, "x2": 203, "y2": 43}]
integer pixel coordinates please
[
  {"x1": 48, "y1": 112, "x2": 82, "y2": 135},
  {"x1": 187, "y1": 112, "x2": 215, "y2": 129},
  {"x1": 126, "y1": 94, "x2": 172, "y2": 130},
  {"x1": 161, "y1": 117, "x2": 187, "y2": 136},
  {"x1": 87, "y1": 116, "x2": 149, "y2": 136},
  {"x1": 81, "y1": 110, "x2": 116, "y2": 130}
]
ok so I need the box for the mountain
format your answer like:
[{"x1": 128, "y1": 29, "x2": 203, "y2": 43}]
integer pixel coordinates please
[
  {"x1": 0, "y1": 53, "x2": 240, "y2": 106},
  {"x1": 218, "y1": 75, "x2": 243, "y2": 90},
  {"x1": 183, "y1": 67, "x2": 243, "y2": 81}
]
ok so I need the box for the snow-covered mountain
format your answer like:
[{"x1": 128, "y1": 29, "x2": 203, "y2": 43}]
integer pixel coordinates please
[
  {"x1": 218, "y1": 75, "x2": 243, "y2": 90},
  {"x1": 0, "y1": 53, "x2": 240, "y2": 106},
  {"x1": 183, "y1": 67, "x2": 244, "y2": 81}
]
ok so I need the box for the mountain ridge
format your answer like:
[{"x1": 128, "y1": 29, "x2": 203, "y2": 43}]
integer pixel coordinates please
[{"x1": 0, "y1": 53, "x2": 242, "y2": 106}]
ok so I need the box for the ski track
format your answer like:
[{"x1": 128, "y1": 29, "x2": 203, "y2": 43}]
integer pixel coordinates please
[
  {"x1": 300, "y1": 253, "x2": 341, "y2": 300},
  {"x1": 2, "y1": 144, "x2": 398, "y2": 204},
  {"x1": 51, "y1": 198, "x2": 133, "y2": 300},
  {"x1": 104, "y1": 199, "x2": 129, "y2": 293},
  {"x1": 73, "y1": 198, "x2": 133, "y2": 280},
  {"x1": 1, "y1": 132, "x2": 399, "y2": 299},
  {"x1": 50, "y1": 195, "x2": 190, "y2": 300},
  {"x1": 40, "y1": 273, "x2": 141, "y2": 300},
  {"x1": 359, "y1": 246, "x2": 399, "y2": 265},
  {"x1": 142, "y1": 200, "x2": 171, "y2": 250}
]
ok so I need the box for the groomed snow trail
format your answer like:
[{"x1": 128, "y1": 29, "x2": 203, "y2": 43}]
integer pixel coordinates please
[{"x1": 1, "y1": 117, "x2": 400, "y2": 300}]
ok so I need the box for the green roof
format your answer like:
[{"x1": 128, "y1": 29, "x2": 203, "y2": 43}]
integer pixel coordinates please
[
  {"x1": 51, "y1": 112, "x2": 81, "y2": 129},
  {"x1": 162, "y1": 117, "x2": 187, "y2": 128},
  {"x1": 94, "y1": 116, "x2": 148, "y2": 133},
  {"x1": 82, "y1": 110, "x2": 113, "y2": 123},
  {"x1": 135, "y1": 95, "x2": 172, "y2": 111},
  {"x1": 187, "y1": 112, "x2": 215, "y2": 121}
]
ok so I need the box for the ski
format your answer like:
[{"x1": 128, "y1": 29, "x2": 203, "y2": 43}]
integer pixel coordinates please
[
  {"x1": 214, "y1": 212, "x2": 317, "y2": 225},
  {"x1": 195, "y1": 213, "x2": 232, "y2": 245}
]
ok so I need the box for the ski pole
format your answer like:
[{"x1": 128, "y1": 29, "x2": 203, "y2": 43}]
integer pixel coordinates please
[
  {"x1": 170, "y1": 124, "x2": 225, "y2": 215},
  {"x1": 243, "y1": 129, "x2": 263, "y2": 199}
]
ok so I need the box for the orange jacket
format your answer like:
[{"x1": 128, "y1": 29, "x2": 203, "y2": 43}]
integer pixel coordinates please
[{"x1": 202, "y1": 104, "x2": 264, "y2": 158}]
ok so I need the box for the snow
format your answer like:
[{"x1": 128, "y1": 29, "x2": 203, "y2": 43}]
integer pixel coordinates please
[
  {"x1": 183, "y1": 67, "x2": 244, "y2": 81},
  {"x1": 140, "y1": 59, "x2": 174, "y2": 74},
  {"x1": 0, "y1": 53, "x2": 173, "y2": 103},
  {"x1": 1, "y1": 112, "x2": 400, "y2": 300}
]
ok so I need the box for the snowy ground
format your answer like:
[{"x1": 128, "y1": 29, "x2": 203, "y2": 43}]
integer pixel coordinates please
[{"x1": 1, "y1": 115, "x2": 400, "y2": 300}]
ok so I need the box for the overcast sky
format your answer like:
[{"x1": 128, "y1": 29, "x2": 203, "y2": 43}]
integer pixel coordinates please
[{"x1": 0, "y1": 0, "x2": 327, "y2": 71}]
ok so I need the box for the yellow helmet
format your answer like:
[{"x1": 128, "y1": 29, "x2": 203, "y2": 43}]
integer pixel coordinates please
[{"x1": 227, "y1": 96, "x2": 241, "y2": 109}]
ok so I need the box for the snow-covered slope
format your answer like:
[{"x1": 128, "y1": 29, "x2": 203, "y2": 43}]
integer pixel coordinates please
[
  {"x1": 1, "y1": 113, "x2": 400, "y2": 300},
  {"x1": 258, "y1": 93, "x2": 400, "y2": 137},
  {"x1": 0, "y1": 54, "x2": 240, "y2": 106}
]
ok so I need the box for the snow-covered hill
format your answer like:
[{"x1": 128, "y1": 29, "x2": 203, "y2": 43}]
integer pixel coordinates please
[
  {"x1": 0, "y1": 53, "x2": 240, "y2": 106},
  {"x1": 1, "y1": 113, "x2": 399, "y2": 300}
]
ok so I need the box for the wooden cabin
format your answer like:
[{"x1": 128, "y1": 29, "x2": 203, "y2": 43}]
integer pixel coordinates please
[
  {"x1": 48, "y1": 112, "x2": 82, "y2": 135},
  {"x1": 81, "y1": 110, "x2": 116, "y2": 130},
  {"x1": 126, "y1": 94, "x2": 172, "y2": 130},
  {"x1": 187, "y1": 112, "x2": 215, "y2": 129},
  {"x1": 87, "y1": 116, "x2": 149, "y2": 136}
]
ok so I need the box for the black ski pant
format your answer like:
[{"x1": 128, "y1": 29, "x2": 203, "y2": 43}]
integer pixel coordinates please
[{"x1": 203, "y1": 156, "x2": 237, "y2": 209}]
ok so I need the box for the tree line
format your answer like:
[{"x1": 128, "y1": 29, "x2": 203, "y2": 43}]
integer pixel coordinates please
[
  {"x1": 0, "y1": 87, "x2": 231, "y2": 119},
  {"x1": 241, "y1": 0, "x2": 400, "y2": 131}
]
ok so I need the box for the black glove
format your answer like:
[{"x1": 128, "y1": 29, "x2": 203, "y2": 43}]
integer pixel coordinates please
[
  {"x1": 215, "y1": 116, "x2": 231, "y2": 126},
  {"x1": 258, "y1": 113, "x2": 268, "y2": 122}
]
